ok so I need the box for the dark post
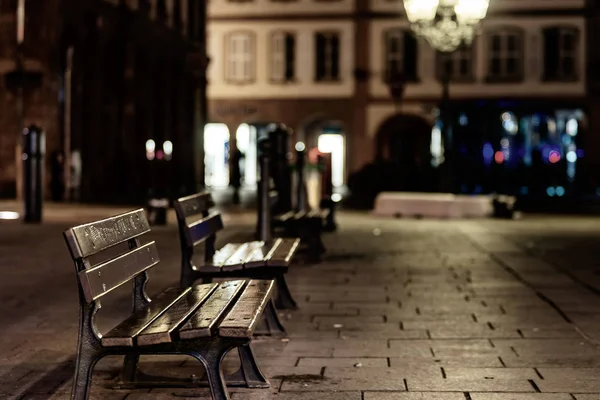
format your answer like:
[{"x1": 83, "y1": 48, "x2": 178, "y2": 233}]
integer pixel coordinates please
[
  {"x1": 295, "y1": 143, "x2": 306, "y2": 211},
  {"x1": 257, "y1": 137, "x2": 272, "y2": 242},
  {"x1": 439, "y1": 51, "x2": 454, "y2": 193},
  {"x1": 269, "y1": 125, "x2": 292, "y2": 213},
  {"x1": 22, "y1": 125, "x2": 45, "y2": 223}
]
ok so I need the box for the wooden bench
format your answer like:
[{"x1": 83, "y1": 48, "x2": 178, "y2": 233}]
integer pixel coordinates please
[
  {"x1": 272, "y1": 208, "x2": 328, "y2": 263},
  {"x1": 64, "y1": 209, "x2": 275, "y2": 400},
  {"x1": 174, "y1": 192, "x2": 300, "y2": 313}
]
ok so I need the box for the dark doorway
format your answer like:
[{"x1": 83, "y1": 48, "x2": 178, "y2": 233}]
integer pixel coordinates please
[{"x1": 374, "y1": 113, "x2": 433, "y2": 192}]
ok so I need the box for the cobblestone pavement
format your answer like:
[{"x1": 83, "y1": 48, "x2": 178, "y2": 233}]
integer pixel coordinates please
[{"x1": 3, "y1": 206, "x2": 600, "y2": 399}]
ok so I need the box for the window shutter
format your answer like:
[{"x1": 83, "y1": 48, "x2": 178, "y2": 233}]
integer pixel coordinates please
[
  {"x1": 285, "y1": 34, "x2": 295, "y2": 80},
  {"x1": 403, "y1": 32, "x2": 417, "y2": 81},
  {"x1": 315, "y1": 33, "x2": 326, "y2": 80},
  {"x1": 331, "y1": 34, "x2": 340, "y2": 80}
]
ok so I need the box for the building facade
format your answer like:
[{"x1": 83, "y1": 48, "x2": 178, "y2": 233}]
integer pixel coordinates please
[
  {"x1": 207, "y1": 0, "x2": 590, "y2": 198},
  {"x1": 0, "y1": 0, "x2": 207, "y2": 204}
]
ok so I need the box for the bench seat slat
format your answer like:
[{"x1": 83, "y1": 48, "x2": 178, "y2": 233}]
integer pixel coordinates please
[
  {"x1": 186, "y1": 212, "x2": 224, "y2": 247},
  {"x1": 274, "y1": 211, "x2": 295, "y2": 223},
  {"x1": 293, "y1": 211, "x2": 308, "y2": 220},
  {"x1": 243, "y1": 238, "x2": 282, "y2": 268},
  {"x1": 178, "y1": 280, "x2": 247, "y2": 340},
  {"x1": 267, "y1": 238, "x2": 301, "y2": 267},
  {"x1": 79, "y1": 241, "x2": 160, "y2": 303},
  {"x1": 136, "y1": 283, "x2": 219, "y2": 346},
  {"x1": 218, "y1": 280, "x2": 275, "y2": 338},
  {"x1": 222, "y1": 242, "x2": 265, "y2": 271},
  {"x1": 102, "y1": 287, "x2": 190, "y2": 347},
  {"x1": 203, "y1": 243, "x2": 244, "y2": 270}
]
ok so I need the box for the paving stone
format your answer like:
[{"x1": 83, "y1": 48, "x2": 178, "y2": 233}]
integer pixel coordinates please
[
  {"x1": 364, "y1": 393, "x2": 465, "y2": 400},
  {"x1": 281, "y1": 367, "x2": 407, "y2": 391},
  {"x1": 535, "y1": 378, "x2": 600, "y2": 392},
  {"x1": 443, "y1": 367, "x2": 539, "y2": 380},
  {"x1": 232, "y1": 393, "x2": 361, "y2": 400},
  {"x1": 469, "y1": 395, "x2": 573, "y2": 400},
  {"x1": 574, "y1": 395, "x2": 600, "y2": 400},
  {"x1": 500, "y1": 353, "x2": 600, "y2": 368},
  {"x1": 390, "y1": 354, "x2": 505, "y2": 368},
  {"x1": 427, "y1": 326, "x2": 522, "y2": 339},
  {"x1": 407, "y1": 376, "x2": 536, "y2": 391},
  {"x1": 296, "y1": 357, "x2": 388, "y2": 368},
  {"x1": 536, "y1": 367, "x2": 600, "y2": 380}
]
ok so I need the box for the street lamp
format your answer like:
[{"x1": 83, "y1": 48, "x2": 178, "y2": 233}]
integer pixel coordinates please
[
  {"x1": 403, "y1": 0, "x2": 489, "y2": 53},
  {"x1": 403, "y1": 0, "x2": 489, "y2": 192}
]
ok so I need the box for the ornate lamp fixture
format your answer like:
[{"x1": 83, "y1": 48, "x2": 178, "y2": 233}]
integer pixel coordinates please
[{"x1": 403, "y1": 0, "x2": 490, "y2": 52}]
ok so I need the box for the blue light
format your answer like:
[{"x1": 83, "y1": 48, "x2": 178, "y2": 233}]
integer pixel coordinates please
[
  {"x1": 556, "y1": 186, "x2": 565, "y2": 197},
  {"x1": 520, "y1": 186, "x2": 529, "y2": 195},
  {"x1": 546, "y1": 187, "x2": 556, "y2": 197},
  {"x1": 566, "y1": 151, "x2": 577, "y2": 163},
  {"x1": 459, "y1": 114, "x2": 468, "y2": 126},
  {"x1": 596, "y1": 187, "x2": 600, "y2": 197},
  {"x1": 542, "y1": 146, "x2": 550, "y2": 159},
  {"x1": 483, "y1": 143, "x2": 494, "y2": 159}
]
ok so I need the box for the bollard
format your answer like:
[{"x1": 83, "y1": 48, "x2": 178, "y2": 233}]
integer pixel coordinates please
[
  {"x1": 256, "y1": 137, "x2": 272, "y2": 242},
  {"x1": 295, "y1": 142, "x2": 306, "y2": 212},
  {"x1": 22, "y1": 125, "x2": 45, "y2": 223}
]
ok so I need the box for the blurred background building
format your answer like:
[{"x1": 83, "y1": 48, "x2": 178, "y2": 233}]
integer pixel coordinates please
[
  {"x1": 206, "y1": 0, "x2": 591, "y2": 205},
  {"x1": 0, "y1": 0, "x2": 597, "y2": 207}
]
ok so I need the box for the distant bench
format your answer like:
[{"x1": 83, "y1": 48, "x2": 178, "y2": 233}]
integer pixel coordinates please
[
  {"x1": 174, "y1": 191, "x2": 300, "y2": 312},
  {"x1": 267, "y1": 191, "x2": 329, "y2": 263},
  {"x1": 64, "y1": 209, "x2": 276, "y2": 400}
]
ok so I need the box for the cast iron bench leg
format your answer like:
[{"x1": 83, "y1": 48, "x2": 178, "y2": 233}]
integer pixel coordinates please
[
  {"x1": 193, "y1": 345, "x2": 231, "y2": 400},
  {"x1": 226, "y1": 345, "x2": 269, "y2": 388},
  {"x1": 118, "y1": 354, "x2": 141, "y2": 383},
  {"x1": 255, "y1": 299, "x2": 286, "y2": 336},
  {"x1": 274, "y1": 274, "x2": 298, "y2": 310},
  {"x1": 71, "y1": 304, "x2": 104, "y2": 400}
]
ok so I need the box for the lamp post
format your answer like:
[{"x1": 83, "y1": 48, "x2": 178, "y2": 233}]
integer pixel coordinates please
[{"x1": 402, "y1": 0, "x2": 490, "y2": 192}]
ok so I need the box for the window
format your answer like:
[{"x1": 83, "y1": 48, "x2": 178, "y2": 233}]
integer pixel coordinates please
[
  {"x1": 487, "y1": 29, "x2": 524, "y2": 82},
  {"x1": 225, "y1": 32, "x2": 255, "y2": 84},
  {"x1": 437, "y1": 45, "x2": 474, "y2": 82},
  {"x1": 270, "y1": 32, "x2": 296, "y2": 83},
  {"x1": 383, "y1": 29, "x2": 418, "y2": 82},
  {"x1": 543, "y1": 27, "x2": 579, "y2": 81},
  {"x1": 315, "y1": 32, "x2": 340, "y2": 82}
]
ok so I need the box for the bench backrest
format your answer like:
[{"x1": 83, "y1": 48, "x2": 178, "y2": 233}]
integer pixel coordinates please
[
  {"x1": 173, "y1": 191, "x2": 223, "y2": 248},
  {"x1": 64, "y1": 209, "x2": 159, "y2": 303}
]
